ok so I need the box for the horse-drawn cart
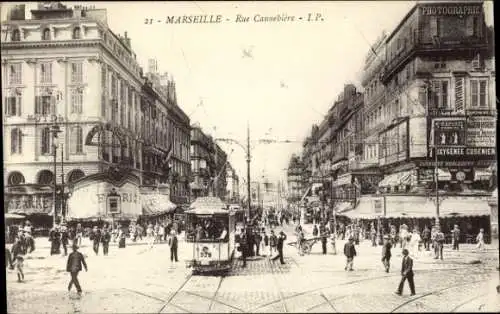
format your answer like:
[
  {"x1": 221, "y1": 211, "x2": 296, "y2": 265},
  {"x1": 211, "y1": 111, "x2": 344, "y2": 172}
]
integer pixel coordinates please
[{"x1": 288, "y1": 235, "x2": 327, "y2": 255}]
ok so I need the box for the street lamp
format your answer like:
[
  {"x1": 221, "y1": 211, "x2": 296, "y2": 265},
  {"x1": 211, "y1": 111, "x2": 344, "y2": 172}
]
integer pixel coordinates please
[{"x1": 50, "y1": 124, "x2": 62, "y2": 227}]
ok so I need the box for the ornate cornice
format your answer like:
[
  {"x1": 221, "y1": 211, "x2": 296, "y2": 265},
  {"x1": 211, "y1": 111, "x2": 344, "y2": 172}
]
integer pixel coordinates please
[{"x1": 2, "y1": 39, "x2": 101, "y2": 50}]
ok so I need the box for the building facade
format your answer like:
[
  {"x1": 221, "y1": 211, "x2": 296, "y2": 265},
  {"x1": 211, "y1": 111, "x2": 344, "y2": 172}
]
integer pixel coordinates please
[
  {"x1": 2, "y1": 3, "x2": 190, "y2": 224},
  {"x1": 225, "y1": 163, "x2": 240, "y2": 203},
  {"x1": 286, "y1": 154, "x2": 304, "y2": 202}
]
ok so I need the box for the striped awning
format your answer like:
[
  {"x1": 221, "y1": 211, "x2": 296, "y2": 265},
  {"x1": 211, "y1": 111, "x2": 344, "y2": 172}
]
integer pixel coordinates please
[
  {"x1": 142, "y1": 193, "x2": 177, "y2": 215},
  {"x1": 379, "y1": 170, "x2": 414, "y2": 187}
]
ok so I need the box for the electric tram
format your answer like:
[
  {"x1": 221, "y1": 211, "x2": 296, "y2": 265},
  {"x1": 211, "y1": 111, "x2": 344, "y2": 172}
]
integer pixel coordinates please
[{"x1": 185, "y1": 197, "x2": 236, "y2": 274}]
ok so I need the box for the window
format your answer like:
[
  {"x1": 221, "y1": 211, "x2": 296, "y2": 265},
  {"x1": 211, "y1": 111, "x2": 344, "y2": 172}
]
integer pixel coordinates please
[
  {"x1": 35, "y1": 96, "x2": 54, "y2": 115},
  {"x1": 8, "y1": 172, "x2": 25, "y2": 185},
  {"x1": 40, "y1": 127, "x2": 52, "y2": 155},
  {"x1": 68, "y1": 170, "x2": 85, "y2": 183},
  {"x1": 40, "y1": 63, "x2": 52, "y2": 83},
  {"x1": 9, "y1": 64, "x2": 22, "y2": 85},
  {"x1": 70, "y1": 126, "x2": 83, "y2": 154},
  {"x1": 4, "y1": 95, "x2": 22, "y2": 116},
  {"x1": 470, "y1": 79, "x2": 488, "y2": 108},
  {"x1": 11, "y1": 29, "x2": 20, "y2": 41},
  {"x1": 42, "y1": 28, "x2": 51, "y2": 40},
  {"x1": 431, "y1": 80, "x2": 449, "y2": 109},
  {"x1": 38, "y1": 170, "x2": 54, "y2": 185},
  {"x1": 11, "y1": 128, "x2": 23, "y2": 154},
  {"x1": 71, "y1": 88, "x2": 83, "y2": 113},
  {"x1": 73, "y1": 27, "x2": 81, "y2": 39},
  {"x1": 71, "y1": 62, "x2": 83, "y2": 83}
]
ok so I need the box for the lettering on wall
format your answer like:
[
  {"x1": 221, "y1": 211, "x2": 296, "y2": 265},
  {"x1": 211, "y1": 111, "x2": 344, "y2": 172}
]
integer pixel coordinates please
[{"x1": 421, "y1": 6, "x2": 482, "y2": 16}]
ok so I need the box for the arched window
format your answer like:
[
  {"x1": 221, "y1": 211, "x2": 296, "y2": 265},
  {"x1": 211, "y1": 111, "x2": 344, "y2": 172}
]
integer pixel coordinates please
[
  {"x1": 38, "y1": 170, "x2": 54, "y2": 185},
  {"x1": 8, "y1": 171, "x2": 25, "y2": 186},
  {"x1": 11, "y1": 128, "x2": 23, "y2": 154},
  {"x1": 72, "y1": 27, "x2": 81, "y2": 39},
  {"x1": 70, "y1": 126, "x2": 83, "y2": 154},
  {"x1": 11, "y1": 29, "x2": 20, "y2": 42},
  {"x1": 40, "y1": 127, "x2": 52, "y2": 155},
  {"x1": 67, "y1": 169, "x2": 85, "y2": 183},
  {"x1": 42, "y1": 28, "x2": 51, "y2": 40}
]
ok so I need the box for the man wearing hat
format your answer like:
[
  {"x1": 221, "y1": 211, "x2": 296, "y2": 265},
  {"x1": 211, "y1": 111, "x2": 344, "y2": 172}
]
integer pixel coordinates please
[
  {"x1": 381, "y1": 235, "x2": 392, "y2": 273},
  {"x1": 395, "y1": 249, "x2": 415, "y2": 296},
  {"x1": 434, "y1": 226, "x2": 445, "y2": 260},
  {"x1": 66, "y1": 244, "x2": 88, "y2": 295},
  {"x1": 168, "y1": 230, "x2": 178, "y2": 262},
  {"x1": 60, "y1": 223, "x2": 69, "y2": 256},
  {"x1": 343, "y1": 237, "x2": 357, "y2": 271},
  {"x1": 275, "y1": 230, "x2": 287, "y2": 265}
]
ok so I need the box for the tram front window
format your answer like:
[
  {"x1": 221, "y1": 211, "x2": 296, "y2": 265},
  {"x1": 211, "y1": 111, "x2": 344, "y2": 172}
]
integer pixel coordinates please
[{"x1": 186, "y1": 215, "x2": 229, "y2": 242}]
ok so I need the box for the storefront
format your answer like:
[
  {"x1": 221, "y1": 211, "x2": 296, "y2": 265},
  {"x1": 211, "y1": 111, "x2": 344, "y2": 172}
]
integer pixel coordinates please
[
  {"x1": 140, "y1": 185, "x2": 177, "y2": 224},
  {"x1": 5, "y1": 185, "x2": 55, "y2": 229},
  {"x1": 66, "y1": 171, "x2": 142, "y2": 225}
]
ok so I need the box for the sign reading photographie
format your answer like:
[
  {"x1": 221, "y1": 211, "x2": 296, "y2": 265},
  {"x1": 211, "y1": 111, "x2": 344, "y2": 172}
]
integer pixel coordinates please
[
  {"x1": 466, "y1": 116, "x2": 496, "y2": 147},
  {"x1": 421, "y1": 5, "x2": 482, "y2": 15}
]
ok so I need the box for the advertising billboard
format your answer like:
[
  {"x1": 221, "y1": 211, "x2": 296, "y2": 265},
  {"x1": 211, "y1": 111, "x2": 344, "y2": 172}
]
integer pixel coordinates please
[
  {"x1": 466, "y1": 116, "x2": 496, "y2": 147},
  {"x1": 379, "y1": 119, "x2": 408, "y2": 167},
  {"x1": 409, "y1": 117, "x2": 428, "y2": 158},
  {"x1": 430, "y1": 118, "x2": 466, "y2": 147}
]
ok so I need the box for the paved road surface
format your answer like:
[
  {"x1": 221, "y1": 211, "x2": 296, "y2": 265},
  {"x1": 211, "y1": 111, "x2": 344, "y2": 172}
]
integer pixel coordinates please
[{"x1": 7, "y1": 223, "x2": 499, "y2": 313}]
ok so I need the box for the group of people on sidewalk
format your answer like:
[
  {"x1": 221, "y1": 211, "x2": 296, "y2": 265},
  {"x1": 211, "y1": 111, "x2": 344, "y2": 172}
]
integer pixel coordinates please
[{"x1": 235, "y1": 226, "x2": 287, "y2": 266}]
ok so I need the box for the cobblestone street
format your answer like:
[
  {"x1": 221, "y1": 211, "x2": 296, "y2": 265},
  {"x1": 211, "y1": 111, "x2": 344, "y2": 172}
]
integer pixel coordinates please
[{"x1": 7, "y1": 224, "x2": 500, "y2": 313}]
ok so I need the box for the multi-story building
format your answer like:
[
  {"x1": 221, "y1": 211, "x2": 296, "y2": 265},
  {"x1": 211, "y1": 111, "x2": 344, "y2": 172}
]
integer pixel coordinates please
[
  {"x1": 142, "y1": 59, "x2": 191, "y2": 205},
  {"x1": 225, "y1": 163, "x2": 239, "y2": 203},
  {"x1": 2, "y1": 3, "x2": 190, "y2": 224},
  {"x1": 373, "y1": 0, "x2": 495, "y2": 194},
  {"x1": 286, "y1": 154, "x2": 304, "y2": 202},
  {"x1": 189, "y1": 125, "x2": 228, "y2": 200}
]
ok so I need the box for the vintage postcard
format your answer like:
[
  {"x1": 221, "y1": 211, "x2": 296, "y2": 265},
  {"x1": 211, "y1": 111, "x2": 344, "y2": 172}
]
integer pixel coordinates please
[{"x1": 2, "y1": 1, "x2": 498, "y2": 313}]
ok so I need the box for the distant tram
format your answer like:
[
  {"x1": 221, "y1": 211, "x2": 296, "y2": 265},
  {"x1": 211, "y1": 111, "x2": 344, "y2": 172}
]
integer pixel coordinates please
[{"x1": 185, "y1": 197, "x2": 237, "y2": 274}]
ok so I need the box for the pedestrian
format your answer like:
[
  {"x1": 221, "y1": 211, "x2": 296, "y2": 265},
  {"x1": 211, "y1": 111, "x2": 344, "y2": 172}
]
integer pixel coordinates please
[
  {"x1": 451, "y1": 225, "x2": 460, "y2": 251},
  {"x1": 370, "y1": 223, "x2": 377, "y2": 247},
  {"x1": 296, "y1": 228, "x2": 305, "y2": 256},
  {"x1": 319, "y1": 223, "x2": 328, "y2": 255},
  {"x1": 90, "y1": 226, "x2": 101, "y2": 255},
  {"x1": 11, "y1": 237, "x2": 23, "y2": 264},
  {"x1": 476, "y1": 228, "x2": 485, "y2": 251},
  {"x1": 118, "y1": 226, "x2": 126, "y2": 249},
  {"x1": 395, "y1": 249, "x2": 415, "y2": 296},
  {"x1": 422, "y1": 226, "x2": 430, "y2": 251},
  {"x1": 381, "y1": 235, "x2": 392, "y2": 273},
  {"x1": 343, "y1": 237, "x2": 357, "y2": 271},
  {"x1": 313, "y1": 224, "x2": 318, "y2": 237},
  {"x1": 6, "y1": 247, "x2": 13, "y2": 269},
  {"x1": 263, "y1": 229, "x2": 269, "y2": 256},
  {"x1": 75, "y1": 223, "x2": 83, "y2": 247},
  {"x1": 158, "y1": 223, "x2": 165, "y2": 243},
  {"x1": 101, "y1": 227, "x2": 111, "y2": 256},
  {"x1": 240, "y1": 229, "x2": 248, "y2": 268},
  {"x1": 254, "y1": 229, "x2": 262, "y2": 256},
  {"x1": 60, "y1": 224, "x2": 69, "y2": 256},
  {"x1": 269, "y1": 230, "x2": 277, "y2": 257},
  {"x1": 409, "y1": 229, "x2": 421, "y2": 258},
  {"x1": 66, "y1": 244, "x2": 88, "y2": 296},
  {"x1": 12, "y1": 254, "x2": 25, "y2": 282},
  {"x1": 272, "y1": 230, "x2": 287, "y2": 265},
  {"x1": 147, "y1": 223, "x2": 154, "y2": 248},
  {"x1": 168, "y1": 230, "x2": 178, "y2": 262},
  {"x1": 434, "y1": 227, "x2": 445, "y2": 260},
  {"x1": 49, "y1": 225, "x2": 61, "y2": 255}
]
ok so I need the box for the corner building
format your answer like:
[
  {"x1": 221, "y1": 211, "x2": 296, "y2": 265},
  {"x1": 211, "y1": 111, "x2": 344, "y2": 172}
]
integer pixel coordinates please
[{"x1": 2, "y1": 3, "x2": 190, "y2": 226}]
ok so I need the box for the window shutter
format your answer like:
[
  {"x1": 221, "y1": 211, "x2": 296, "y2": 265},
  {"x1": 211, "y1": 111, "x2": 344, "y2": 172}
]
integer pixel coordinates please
[
  {"x1": 479, "y1": 80, "x2": 487, "y2": 107},
  {"x1": 11, "y1": 129, "x2": 17, "y2": 154},
  {"x1": 455, "y1": 77, "x2": 465, "y2": 112},
  {"x1": 471, "y1": 80, "x2": 478, "y2": 107},
  {"x1": 18, "y1": 129, "x2": 22, "y2": 153},
  {"x1": 35, "y1": 96, "x2": 40, "y2": 114},
  {"x1": 51, "y1": 96, "x2": 56, "y2": 114}
]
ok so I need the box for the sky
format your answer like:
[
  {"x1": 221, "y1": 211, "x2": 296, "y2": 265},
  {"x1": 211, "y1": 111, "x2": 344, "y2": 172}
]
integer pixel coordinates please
[{"x1": 2, "y1": 1, "x2": 494, "y2": 190}]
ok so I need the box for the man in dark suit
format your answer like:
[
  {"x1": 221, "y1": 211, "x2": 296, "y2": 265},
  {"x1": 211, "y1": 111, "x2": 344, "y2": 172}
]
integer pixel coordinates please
[
  {"x1": 273, "y1": 230, "x2": 287, "y2": 264},
  {"x1": 66, "y1": 244, "x2": 88, "y2": 295},
  {"x1": 395, "y1": 249, "x2": 415, "y2": 296},
  {"x1": 90, "y1": 226, "x2": 101, "y2": 256},
  {"x1": 101, "y1": 227, "x2": 111, "y2": 256},
  {"x1": 381, "y1": 235, "x2": 392, "y2": 273},
  {"x1": 319, "y1": 223, "x2": 329, "y2": 255},
  {"x1": 343, "y1": 237, "x2": 357, "y2": 271},
  {"x1": 168, "y1": 230, "x2": 179, "y2": 262}
]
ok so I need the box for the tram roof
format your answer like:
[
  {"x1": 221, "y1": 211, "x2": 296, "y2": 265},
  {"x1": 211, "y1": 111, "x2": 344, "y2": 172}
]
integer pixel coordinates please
[{"x1": 186, "y1": 196, "x2": 230, "y2": 215}]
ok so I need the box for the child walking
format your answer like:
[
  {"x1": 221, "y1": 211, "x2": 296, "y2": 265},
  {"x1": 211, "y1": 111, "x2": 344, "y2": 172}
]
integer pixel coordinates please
[{"x1": 13, "y1": 255, "x2": 25, "y2": 282}]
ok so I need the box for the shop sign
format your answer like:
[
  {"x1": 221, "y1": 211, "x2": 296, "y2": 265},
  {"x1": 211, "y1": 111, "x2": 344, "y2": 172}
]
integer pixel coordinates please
[
  {"x1": 27, "y1": 114, "x2": 65, "y2": 123},
  {"x1": 427, "y1": 146, "x2": 496, "y2": 158},
  {"x1": 416, "y1": 159, "x2": 492, "y2": 168},
  {"x1": 466, "y1": 116, "x2": 496, "y2": 147},
  {"x1": 373, "y1": 197, "x2": 384, "y2": 214},
  {"x1": 448, "y1": 168, "x2": 473, "y2": 184},
  {"x1": 6, "y1": 194, "x2": 52, "y2": 213},
  {"x1": 432, "y1": 118, "x2": 466, "y2": 147},
  {"x1": 421, "y1": 5, "x2": 481, "y2": 16}
]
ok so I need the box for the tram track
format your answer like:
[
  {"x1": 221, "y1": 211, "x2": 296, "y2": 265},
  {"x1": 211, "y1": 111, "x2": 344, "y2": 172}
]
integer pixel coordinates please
[
  {"x1": 450, "y1": 292, "x2": 489, "y2": 312},
  {"x1": 264, "y1": 256, "x2": 289, "y2": 313},
  {"x1": 389, "y1": 279, "x2": 485, "y2": 313},
  {"x1": 156, "y1": 273, "x2": 193, "y2": 313},
  {"x1": 248, "y1": 266, "x2": 486, "y2": 312}
]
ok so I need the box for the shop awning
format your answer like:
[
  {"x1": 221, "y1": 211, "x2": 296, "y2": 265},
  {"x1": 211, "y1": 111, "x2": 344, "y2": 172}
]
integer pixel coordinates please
[
  {"x1": 474, "y1": 170, "x2": 492, "y2": 181},
  {"x1": 439, "y1": 198, "x2": 491, "y2": 217},
  {"x1": 378, "y1": 170, "x2": 414, "y2": 187},
  {"x1": 189, "y1": 182, "x2": 204, "y2": 190},
  {"x1": 334, "y1": 202, "x2": 353, "y2": 213},
  {"x1": 342, "y1": 198, "x2": 378, "y2": 219},
  {"x1": 142, "y1": 193, "x2": 177, "y2": 215}
]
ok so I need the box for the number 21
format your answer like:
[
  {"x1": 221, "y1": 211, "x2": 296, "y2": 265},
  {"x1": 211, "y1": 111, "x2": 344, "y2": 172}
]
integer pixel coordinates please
[{"x1": 145, "y1": 18, "x2": 153, "y2": 24}]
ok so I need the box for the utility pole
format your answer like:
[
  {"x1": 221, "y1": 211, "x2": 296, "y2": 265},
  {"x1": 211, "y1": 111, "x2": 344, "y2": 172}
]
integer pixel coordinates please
[{"x1": 246, "y1": 122, "x2": 251, "y2": 219}]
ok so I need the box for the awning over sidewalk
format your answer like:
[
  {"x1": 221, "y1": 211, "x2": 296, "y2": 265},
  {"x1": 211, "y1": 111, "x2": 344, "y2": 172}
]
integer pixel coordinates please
[
  {"x1": 378, "y1": 170, "x2": 414, "y2": 188},
  {"x1": 334, "y1": 202, "x2": 353, "y2": 214},
  {"x1": 142, "y1": 193, "x2": 177, "y2": 215},
  {"x1": 342, "y1": 195, "x2": 491, "y2": 220}
]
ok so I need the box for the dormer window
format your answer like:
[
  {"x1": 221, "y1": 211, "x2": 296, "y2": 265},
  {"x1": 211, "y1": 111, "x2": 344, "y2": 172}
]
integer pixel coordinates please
[
  {"x1": 42, "y1": 28, "x2": 51, "y2": 40},
  {"x1": 73, "y1": 27, "x2": 81, "y2": 39},
  {"x1": 11, "y1": 29, "x2": 20, "y2": 42}
]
